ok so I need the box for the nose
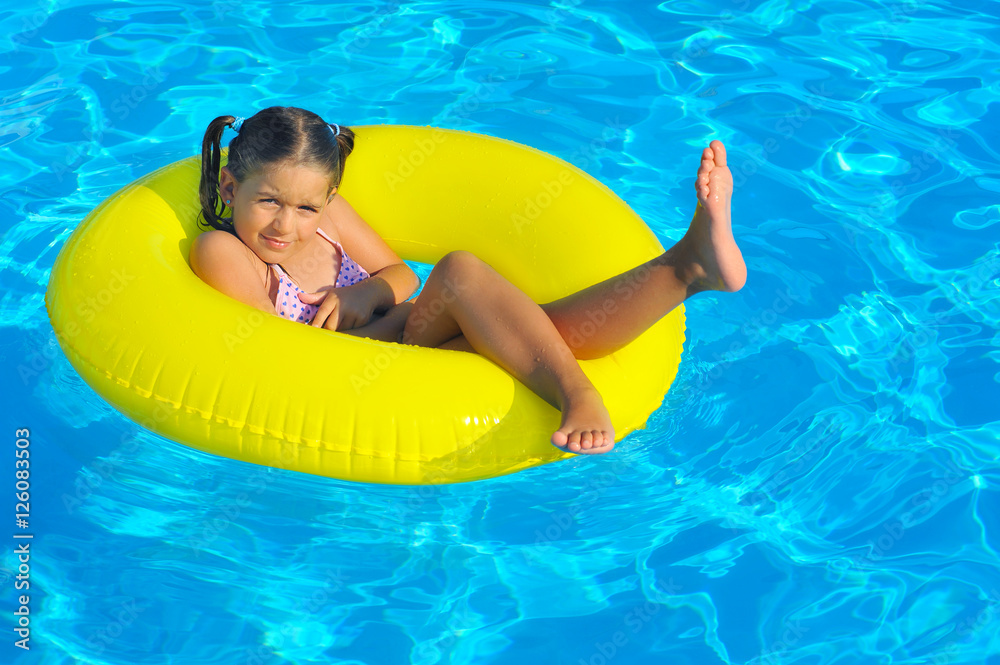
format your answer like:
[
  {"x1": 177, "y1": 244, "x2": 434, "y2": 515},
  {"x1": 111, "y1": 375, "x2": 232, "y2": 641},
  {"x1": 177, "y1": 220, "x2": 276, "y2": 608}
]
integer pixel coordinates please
[{"x1": 271, "y1": 206, "x2": 295, "y2": 235}]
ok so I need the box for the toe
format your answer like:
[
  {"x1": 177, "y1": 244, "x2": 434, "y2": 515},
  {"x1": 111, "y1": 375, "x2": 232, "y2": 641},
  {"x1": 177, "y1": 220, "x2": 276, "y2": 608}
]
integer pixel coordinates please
[
  {"x1": 551, "y1": 429, "x2": 569, "y2": 448},
  {"x1": 700, "y1": 148, "x2": 714, "y2": 170},
  {"x1": 696, "y1": 174, "x2": 709, "y2": 199},
  {"x1": 710, "y1": 140, "x2": 727, "y2": 166},
  {"x1": 581, "y1": 433, "x2": 613, "y2": 455}
]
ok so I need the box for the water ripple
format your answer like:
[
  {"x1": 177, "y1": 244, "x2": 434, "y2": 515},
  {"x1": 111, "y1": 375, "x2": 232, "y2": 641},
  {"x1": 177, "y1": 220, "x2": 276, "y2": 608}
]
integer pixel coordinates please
[{"x1": 2, "y1": 1, "x2": 999, "y2": 664}]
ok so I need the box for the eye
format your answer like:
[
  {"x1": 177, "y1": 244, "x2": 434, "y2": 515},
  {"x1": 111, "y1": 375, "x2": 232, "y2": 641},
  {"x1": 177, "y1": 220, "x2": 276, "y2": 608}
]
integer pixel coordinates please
[
  {"x1": 299, "y1": 206, "x2": 318, "y2": 213},
  {"x1": 259, "y1": 198, "x2": 277, "y2": 205}
]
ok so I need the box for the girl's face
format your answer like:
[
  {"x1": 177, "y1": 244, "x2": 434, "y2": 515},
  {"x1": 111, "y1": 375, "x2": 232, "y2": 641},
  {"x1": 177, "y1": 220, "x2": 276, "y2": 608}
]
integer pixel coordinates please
[{"x1": 220, "y1": 163, "x2": 335, "y2": 262}]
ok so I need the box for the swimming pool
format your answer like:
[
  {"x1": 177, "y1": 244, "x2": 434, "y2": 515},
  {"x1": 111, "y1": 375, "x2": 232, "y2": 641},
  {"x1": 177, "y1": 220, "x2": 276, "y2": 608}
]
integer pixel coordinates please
[{"x1": 2, "y1": 0, "x2": 998, "y2": 663}]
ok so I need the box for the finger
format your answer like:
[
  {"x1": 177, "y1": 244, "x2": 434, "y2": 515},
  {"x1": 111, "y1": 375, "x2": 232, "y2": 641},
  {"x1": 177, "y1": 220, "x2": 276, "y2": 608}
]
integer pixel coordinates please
[
  {"x1": 311, "y1": 300, "x2": 338, "y2": 328},
  {"x1": 298, "y1": 290, "x2": 327, "y2": 305},
  {"x1": 342, "y1": 313, "x2": 362, "y2": 331},
  {"x1": 327, "y1": 309, "x2": 340, "y2": 331}
]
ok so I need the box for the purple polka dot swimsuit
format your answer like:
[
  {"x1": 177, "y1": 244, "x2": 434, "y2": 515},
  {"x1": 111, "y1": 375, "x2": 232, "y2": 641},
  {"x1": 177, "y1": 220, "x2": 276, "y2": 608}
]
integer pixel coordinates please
[{"x1": 270, "y1": 228, "x2": 370, "y2": 325}]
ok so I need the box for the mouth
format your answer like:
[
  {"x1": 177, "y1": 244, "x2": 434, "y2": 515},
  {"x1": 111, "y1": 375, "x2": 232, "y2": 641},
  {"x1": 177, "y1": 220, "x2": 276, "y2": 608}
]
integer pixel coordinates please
[{"x1": 262, "y1": 235, "x2": 290, "y2": 249}]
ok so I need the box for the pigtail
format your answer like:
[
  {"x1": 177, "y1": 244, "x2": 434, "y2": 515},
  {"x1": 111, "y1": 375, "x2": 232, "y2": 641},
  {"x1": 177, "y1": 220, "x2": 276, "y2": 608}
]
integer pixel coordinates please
[
  {"x1": 332, "y1": 124, "x2": 356, "y2": 187},
  {"x1": 198, "y1": 115, "x2": 236, "y2": 231}
]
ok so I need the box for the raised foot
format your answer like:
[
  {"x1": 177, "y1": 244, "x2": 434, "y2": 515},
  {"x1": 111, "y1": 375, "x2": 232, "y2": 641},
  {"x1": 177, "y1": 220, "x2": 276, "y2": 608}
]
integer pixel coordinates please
[
  {"x1": 551, "y1": 387, "x2": 616, "y2": 455},
  {"x1": 681, "y1": 139, "x2": 747, "y2": 295}
]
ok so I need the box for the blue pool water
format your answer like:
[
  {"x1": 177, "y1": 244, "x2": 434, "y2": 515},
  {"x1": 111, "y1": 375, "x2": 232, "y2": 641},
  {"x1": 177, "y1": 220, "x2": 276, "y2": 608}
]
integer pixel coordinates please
[{"x1": 2, "y1": 1, "x2": 999, "y2": 663}]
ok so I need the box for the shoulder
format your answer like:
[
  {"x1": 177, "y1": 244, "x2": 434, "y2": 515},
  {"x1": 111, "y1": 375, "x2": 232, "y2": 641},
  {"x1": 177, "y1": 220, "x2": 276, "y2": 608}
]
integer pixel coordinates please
[
  {"x1": 190, "y1": 230, "x2": 275, "y2": 314},
  {"x1": 192, "y1": 226, "x2": 243, "y2": 247},
  {"x1": 191, "y1": 227, "x2": 239, "y2": 253},
  {"x1": 321, "y1": 194, "x2": 405, "y2": 272},
  {"x1": 191, "y1": 228, "x2": 262, "y2": 270}
]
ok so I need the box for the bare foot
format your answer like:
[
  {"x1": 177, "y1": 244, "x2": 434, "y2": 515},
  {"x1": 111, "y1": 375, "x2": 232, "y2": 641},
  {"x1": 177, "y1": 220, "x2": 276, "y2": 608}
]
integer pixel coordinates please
[
  {"x1": 551, "y1": 386, "x2": 616, "y2": 455},
  {"x1": 675, "y1": 140, "x2": 747, "y2": 295}
]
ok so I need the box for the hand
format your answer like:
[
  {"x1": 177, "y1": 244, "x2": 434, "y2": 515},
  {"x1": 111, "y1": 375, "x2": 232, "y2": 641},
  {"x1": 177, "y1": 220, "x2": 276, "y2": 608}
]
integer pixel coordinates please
[{"x1": 298, "y1": 282, "x2": 379, "y2": 331}]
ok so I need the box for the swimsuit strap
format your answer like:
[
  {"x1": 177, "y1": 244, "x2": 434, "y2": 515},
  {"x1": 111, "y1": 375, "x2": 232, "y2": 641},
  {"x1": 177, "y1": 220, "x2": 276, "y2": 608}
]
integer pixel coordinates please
[{"x1": 316, "y1": 227, "x2": 337, "y2": 244}]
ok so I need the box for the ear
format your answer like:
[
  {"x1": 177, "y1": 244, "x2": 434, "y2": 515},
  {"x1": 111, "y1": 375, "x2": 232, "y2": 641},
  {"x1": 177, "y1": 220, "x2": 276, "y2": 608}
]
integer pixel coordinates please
[
  {"x1": 328, "y1": 185, "x2": 338, "y2": 201},
  {"x1": 220, "y1": 167, "x2": 238, "y2": 204}
]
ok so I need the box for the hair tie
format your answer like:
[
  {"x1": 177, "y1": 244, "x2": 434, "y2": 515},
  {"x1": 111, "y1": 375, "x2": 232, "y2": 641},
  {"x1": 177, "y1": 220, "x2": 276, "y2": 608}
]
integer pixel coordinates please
[
  {"x1": 231, "y1": 116, "x2": 245, "y2": 133},
  {"x1": 330, "y1": 123, "x2": 340, "y2": 137}
]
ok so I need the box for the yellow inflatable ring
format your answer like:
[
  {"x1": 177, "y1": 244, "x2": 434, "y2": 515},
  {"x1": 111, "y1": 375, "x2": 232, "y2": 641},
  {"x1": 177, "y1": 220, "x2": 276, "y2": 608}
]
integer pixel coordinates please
[{"x1": 45, "y1": 125, "x2": 686, "y2": 485}]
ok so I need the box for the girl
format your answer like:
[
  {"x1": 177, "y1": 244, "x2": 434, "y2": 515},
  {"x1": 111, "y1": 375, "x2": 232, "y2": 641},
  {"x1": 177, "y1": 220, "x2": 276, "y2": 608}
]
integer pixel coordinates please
[{"x1": 190, "y1": 107, "x2": 746, "y2": 457}]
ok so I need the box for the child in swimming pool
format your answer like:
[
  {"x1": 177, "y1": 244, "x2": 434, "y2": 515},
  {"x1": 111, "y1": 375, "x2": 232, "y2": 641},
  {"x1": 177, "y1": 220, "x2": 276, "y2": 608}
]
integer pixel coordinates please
[{"x1": 190, "y1": 106, "x2": 746, "y2": 457}]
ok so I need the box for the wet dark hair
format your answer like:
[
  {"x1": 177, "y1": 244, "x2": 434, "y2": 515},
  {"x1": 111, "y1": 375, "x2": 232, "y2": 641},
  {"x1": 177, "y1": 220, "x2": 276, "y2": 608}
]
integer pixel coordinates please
[{"x1": 197, "y1": 106, "x2": 356, "y2": 231}]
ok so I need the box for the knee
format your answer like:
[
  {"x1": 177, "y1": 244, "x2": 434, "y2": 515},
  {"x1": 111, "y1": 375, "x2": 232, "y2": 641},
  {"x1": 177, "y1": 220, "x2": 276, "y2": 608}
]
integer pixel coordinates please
[{"x1": 435, "y1": 250, "x2": 486, "y2": 281}]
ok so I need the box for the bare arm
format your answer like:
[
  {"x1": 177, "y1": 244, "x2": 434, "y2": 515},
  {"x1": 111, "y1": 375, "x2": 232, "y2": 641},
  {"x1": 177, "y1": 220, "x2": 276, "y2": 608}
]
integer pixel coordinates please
[
  {"x1": 189, "y1": 230, "x2": 276, "y2": 315},
  {"x1": 327, "y1": 194, "x2": 420, "y2": 307},
  {"x1": 364, "y1": 264, "x2": 421, "y2": 313}
]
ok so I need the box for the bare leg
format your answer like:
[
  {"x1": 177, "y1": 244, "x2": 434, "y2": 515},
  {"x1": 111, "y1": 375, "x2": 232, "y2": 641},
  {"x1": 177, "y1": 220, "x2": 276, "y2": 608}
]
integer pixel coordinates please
[
  {"x1": 399, "y1": 250, "x2": 614, "y2": 454},
  {"x1": 349, "y1": 140, "x2": 746, "y2": 455},
  {"x1": 540, "y1": 139, "x2": 745, "y2": 358},
  {"x1": 417, "y1": 140, "x2": 746, "y2": 361},
  {"x1": 341, "y1": 303, "x2": 414, "y2": 343}
]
